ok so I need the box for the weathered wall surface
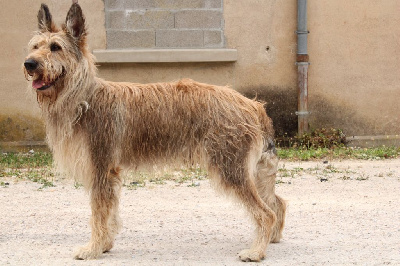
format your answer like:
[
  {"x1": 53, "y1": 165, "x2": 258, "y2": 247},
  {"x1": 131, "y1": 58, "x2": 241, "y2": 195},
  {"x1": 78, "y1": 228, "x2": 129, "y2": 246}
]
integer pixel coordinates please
[
  {"x1": 224, "y1": 0, "x2": 298, "y2": 136},
  {"x1": 1, "y1": 0, "x2": 399, "y2": 144},
  {"x1": 308, "y1": 0, "x2": 400, "y2": 136}
]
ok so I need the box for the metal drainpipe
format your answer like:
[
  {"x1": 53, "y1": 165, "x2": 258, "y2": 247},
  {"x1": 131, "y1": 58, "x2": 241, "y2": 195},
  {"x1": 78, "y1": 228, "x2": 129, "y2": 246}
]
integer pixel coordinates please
[{"x1": 296, "y1": 0, "x2": 310, "y2": 136}]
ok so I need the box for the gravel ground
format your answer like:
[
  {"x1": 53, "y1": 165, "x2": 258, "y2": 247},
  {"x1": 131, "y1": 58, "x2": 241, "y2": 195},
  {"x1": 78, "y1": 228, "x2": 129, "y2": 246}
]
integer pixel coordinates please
[{"x1": 1, "y1": 159, "x2": 399, "y2": 265}]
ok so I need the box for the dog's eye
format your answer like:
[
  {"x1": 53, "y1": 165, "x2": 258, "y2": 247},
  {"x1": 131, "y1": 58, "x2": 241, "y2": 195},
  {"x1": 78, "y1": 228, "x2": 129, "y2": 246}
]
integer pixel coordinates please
[
  {"x1": 33, "y1": 45, "x2": 38, "y2": 50},
  {"x1": 50, "y1": 43, "x2": 62, "y2": 52}
]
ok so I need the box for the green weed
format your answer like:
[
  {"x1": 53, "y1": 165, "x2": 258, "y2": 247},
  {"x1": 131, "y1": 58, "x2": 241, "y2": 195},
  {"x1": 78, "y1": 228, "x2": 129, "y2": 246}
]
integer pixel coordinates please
[
  {"x1": 125, "y1": 180, "x2": 146, "y2": 190},
  {"x1": 323, "y1": 165, "x2": 341, "y2": 174},
  {"x1": 356, "y1": 174, "x2": 369, "y2": 181},
  {"x1": 277, "y1": 127, "x2": 399, "y2": 161},
  {"x1": 74, "y1": 182, "x2": 83, "y2": 189},
  {"x1": 277, "y1": 128, "x2": 346, "y2": 149},
  {"x1": 0, "y1": 152, "x2": 52, "y2": 168},
  {"x1": 278, "y1": 146, "x2": 400, "y2": 161},
  {"x1": 1, "y1": 145, "x2": 399, "y2": 189},
  {"x1": 0, "y1": 181, "x2": 9, "y2": 187},
  {"x1": 0, "y1": 152, "x2": 54, "y2": 190}
]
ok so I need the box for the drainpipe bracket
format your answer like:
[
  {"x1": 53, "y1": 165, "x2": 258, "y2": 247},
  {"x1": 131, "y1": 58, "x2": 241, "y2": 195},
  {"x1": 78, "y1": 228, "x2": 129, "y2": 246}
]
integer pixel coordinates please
[
  {"x1": 295, "y1": 30, "x2": 310, "y2": 34},
  {"x1": 295, "y1": 111, "x2": 311, "y2": 116},
  {"x1": 296, "y1": 54, "x2": 309, "y2": 62},
  {"x1": 295, "y1": 62, "x2": 310, "y2": 66}
]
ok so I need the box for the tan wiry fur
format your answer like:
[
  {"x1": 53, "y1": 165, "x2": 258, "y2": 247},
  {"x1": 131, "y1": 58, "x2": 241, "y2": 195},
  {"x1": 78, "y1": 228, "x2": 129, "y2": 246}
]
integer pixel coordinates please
[{"x1": 23, "y1": 3, "x2": 286, "y2": 262}]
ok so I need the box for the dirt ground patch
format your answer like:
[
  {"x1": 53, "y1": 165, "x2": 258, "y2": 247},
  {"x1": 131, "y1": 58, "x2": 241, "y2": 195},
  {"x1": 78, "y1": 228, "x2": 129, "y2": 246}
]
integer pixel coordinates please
[{"x1": 1, "y1": 159, "x2": 399, "y2": 265}]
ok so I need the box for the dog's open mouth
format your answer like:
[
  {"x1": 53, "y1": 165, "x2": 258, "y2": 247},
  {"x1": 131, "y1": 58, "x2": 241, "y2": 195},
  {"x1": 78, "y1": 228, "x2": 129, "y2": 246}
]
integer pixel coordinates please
[
  {"x1": 32, "y1": 78, "x2": 55, "y2": 91},
  {"x1": 31, "y1": 71, "x2": 64, "y2": 91}
]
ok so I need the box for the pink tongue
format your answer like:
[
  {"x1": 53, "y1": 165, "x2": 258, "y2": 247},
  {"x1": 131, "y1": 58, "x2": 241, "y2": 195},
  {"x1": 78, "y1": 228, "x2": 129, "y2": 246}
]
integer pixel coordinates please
[{"x1": 32, "y1": 80, "x2": 44, "y2": 89}]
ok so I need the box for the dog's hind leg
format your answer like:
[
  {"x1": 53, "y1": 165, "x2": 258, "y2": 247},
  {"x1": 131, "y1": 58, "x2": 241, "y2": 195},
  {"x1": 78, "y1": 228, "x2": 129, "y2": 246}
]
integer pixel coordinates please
[
  {"x1": 235, "y1": 179, "x2": 277, "y2": 262},
  {"x1": 209, "y1": 149, "x2": 277, "y2": 262},
  {"x1": 73, "y1": 166, "x2": 123, "y2": 260},
  {"x1": 254, "y1": 139, "x2": 286, "y2": 243}
]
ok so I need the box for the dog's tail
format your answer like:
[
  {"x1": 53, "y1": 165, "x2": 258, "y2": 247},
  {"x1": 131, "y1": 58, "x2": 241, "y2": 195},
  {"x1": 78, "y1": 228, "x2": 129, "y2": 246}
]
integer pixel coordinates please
[
  {"x1": 254, "y1": 104, "x2": 286, "y2": 243},
  {"x1": 255, "y1": 103, "x2": 276, "y2": 154}
]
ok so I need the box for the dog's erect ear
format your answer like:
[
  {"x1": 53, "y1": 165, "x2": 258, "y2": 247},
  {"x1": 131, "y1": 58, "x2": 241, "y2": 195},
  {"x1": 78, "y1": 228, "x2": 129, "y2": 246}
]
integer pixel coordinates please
[
  {"x1": 65, "y1": 3, "x2": 86, "y2": 39},
  {"x1": 38, "y1": 4, "x2": 55, "y2": 32}
]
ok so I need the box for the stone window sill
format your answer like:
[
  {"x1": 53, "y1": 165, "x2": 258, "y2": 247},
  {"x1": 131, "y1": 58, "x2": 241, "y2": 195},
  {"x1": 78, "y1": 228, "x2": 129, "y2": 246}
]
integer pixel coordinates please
[{"x1": 93, "y1": 49, "x2": 237, "y2": 63}]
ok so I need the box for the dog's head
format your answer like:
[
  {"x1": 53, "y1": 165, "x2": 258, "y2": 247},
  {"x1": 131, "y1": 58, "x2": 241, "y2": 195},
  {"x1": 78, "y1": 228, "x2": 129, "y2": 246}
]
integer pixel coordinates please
[{"x1": 23, "y1": 3, "x2": 90, "y2": 97}]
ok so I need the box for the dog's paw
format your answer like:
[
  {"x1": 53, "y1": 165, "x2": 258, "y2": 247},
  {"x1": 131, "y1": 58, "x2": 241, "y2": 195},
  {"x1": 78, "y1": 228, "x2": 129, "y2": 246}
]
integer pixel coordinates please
[
  {"x1": 270, "y1": 231, "x2": 282, "y2": 243},
  {"x1": 103, "y1": 240, "x2": 114, "y2": 253},
  {"x1": 73, "y1": 244, "x2": 102, "y2": 260},
  {"x1": 238, "y1": 249, "x2": 265, "y2": 262}
]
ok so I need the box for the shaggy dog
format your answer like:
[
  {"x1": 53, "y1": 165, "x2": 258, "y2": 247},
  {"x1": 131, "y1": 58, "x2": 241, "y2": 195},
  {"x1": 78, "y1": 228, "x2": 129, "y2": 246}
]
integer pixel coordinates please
[{"x1": 23, "y1": 2, "x2": 286, "y2": 262}]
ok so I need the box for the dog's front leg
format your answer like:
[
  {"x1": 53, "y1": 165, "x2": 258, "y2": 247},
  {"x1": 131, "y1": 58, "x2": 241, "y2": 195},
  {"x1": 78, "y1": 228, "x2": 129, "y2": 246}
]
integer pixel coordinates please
[{"x1": 74, "y1": 167, "x2": 123, "y2": 260}]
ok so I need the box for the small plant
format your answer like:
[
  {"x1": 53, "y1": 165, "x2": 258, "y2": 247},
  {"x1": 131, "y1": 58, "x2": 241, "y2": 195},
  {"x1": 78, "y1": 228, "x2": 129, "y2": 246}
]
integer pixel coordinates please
[
  {"x1": 176, "y1": 167, "x2": 207, "y2": 185},
  {"x1": 340, "y1": 175, "x2": 351, "y2": 180},
  {"x1": 37, "y1": 179, "x2": 55, "y2": 190},
  {"x1": 149, "y1": 177, "x2": 166, "y2": 185},
  {"x1": 277, "y1": 165, "x2": 304, "y2": 179},
  {"x1": 306, "y1": 166, "x2": 321, "y2": 174},
  {"x1": 74, "y1": 181, "x2": 83, "y2": 189},
  {"x1": 0, "y1": 181, "x2": 9, "y2": 187},
  {"x1": 187, "y1": 180, "x2": 201, "y2": 187},
  {"x1": 124, "y1": 171, "x2": 148, "y2": 189},
  {"x1": 323, "y1": 165, "x2": 341, "y2": 174},
  {"x1": 25, "y1": 168, "x2": 55, "y2": 190},
  {"x1": 356, "y1": 174, "x2": 369, "y2": 181},
  {"x1": 278, "y1": 168, "x2": 291, "y2": 178},
  {"x1": 125, "y1": 180, "x2": 146, "y2": 190},
  {"x1": 277, "y1": 128, "x2": 347, "y2": 149}
]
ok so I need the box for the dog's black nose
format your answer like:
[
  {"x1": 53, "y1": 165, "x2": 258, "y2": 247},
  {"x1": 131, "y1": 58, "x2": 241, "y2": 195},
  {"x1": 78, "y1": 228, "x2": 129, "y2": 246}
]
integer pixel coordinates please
[{"x1": 24, "y1": 59, "x2": 38, "y2": 71}]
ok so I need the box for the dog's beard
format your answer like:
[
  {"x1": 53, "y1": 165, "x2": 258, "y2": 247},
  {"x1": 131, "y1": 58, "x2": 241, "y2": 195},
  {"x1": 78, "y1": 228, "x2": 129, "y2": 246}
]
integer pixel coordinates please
[{"x1": 27, "y1": 68, "x2": 65, "y2": 92}]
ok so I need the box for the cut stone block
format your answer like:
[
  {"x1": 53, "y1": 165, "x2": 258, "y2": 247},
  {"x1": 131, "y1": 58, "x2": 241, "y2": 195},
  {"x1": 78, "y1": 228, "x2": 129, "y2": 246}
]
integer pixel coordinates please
[
  {"x1": 156, "y1": 30, "x2": 203, "y2": 48},
  {"x1": 127, "y1": 10, "x2": 175, "y2": 30},
  {"x1": 107, "y1": 30, "x2": 156, "y2": 49},
  {"x1": 175, "y1": 10, "x2": 222, "y2": 29}
]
